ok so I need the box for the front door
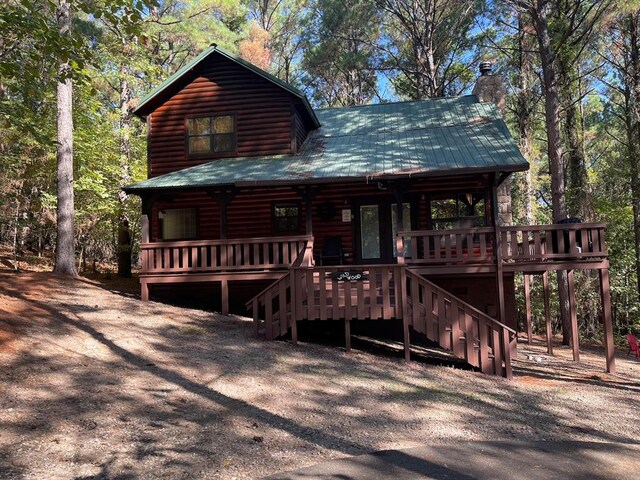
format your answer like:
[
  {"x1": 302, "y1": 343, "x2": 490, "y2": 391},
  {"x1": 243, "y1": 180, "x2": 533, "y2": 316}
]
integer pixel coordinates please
[{"x1": 357, "y1": 201, "x2": 412, "y2": 264}]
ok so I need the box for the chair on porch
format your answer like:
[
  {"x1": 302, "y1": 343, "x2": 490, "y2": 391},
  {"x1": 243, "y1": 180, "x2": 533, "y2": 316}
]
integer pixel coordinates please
[
  {"x1": 317, "y1": 236, "x2": 344, "y2": 265},
  {"x1": 626, "y1": 334, "x2": 639, "y2": 358}
]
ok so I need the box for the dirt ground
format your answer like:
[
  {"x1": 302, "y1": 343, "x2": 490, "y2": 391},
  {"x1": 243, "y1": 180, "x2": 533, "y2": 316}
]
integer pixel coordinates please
[{"x1": 1, "y1": 269, "x2": 639, "y2": 480}]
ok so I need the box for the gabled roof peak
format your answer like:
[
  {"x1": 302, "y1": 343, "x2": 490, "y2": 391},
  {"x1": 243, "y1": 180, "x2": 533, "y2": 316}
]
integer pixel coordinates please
[{"x1": 133, "y1": 44, "x2": 320, "y2": 128}]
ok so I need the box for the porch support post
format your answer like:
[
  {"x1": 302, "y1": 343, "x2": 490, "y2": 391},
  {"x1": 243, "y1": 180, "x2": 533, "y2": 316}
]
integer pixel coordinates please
[
  {"x1": 392, "y1": 182, "x2": 406, "y2": 264},
  {"x1": 293, "y1": 185, "x2": 321, "y2": 235},
  {"x1": 344, "y1": 318, "x2": 351, "y2": 352},
  {"x1": 567, "y1": 269, "x2": 579, "y2": 362},
  {"x1": 524, "y1": 273, "x2": 532, "y2": 344},
  {"x1": 491, "y1": 174, "x2": 506, "y2": 324},
  {"x1": 221, "y1": 279, "x2": 229, "y2": 315},
  {"x1": 208, "y1": 187, "x2": 238, "y2": 240},
  {"x1": 599, "y1": 267, "x2": 616, "y2": 374},
  {"x1": 543, "y1": 271, "x2": 553, "y2": 355},
  {"x1": 140, "y1": 194, "x2": 156, "y2": 302}
]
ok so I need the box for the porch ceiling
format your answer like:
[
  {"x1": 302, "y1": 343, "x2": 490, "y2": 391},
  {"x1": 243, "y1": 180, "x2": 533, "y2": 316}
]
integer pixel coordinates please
[{"x1": 125, "y1": 95, "x2": 528, "y2": 193}]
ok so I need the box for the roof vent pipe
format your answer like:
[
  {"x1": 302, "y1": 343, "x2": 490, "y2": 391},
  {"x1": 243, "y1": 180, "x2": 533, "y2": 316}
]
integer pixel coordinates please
[{"x1": 479, "y1": 61, "x2": 492, "y2": 76}]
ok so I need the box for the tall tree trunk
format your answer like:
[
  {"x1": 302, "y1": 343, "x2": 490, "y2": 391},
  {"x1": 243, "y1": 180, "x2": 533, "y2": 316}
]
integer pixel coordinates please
[
  {"x1": 533, "y1": 0, "x2": 571, "y2": 343},
  {"x1": 516, "y1": 12, "x2": 535, "y2": 225},
  {"x1": 117, "y1": 62, "x2": 132, "y2": 277},
  {"x1": 626, "y1": 12, "x2": 640, "y2": 301},
  {"x1": 560, "y1": 60, "x2": 589, "y2": 220},
  {"x1": 54, "y1": 0, "x2": 77, "y2": 277}
]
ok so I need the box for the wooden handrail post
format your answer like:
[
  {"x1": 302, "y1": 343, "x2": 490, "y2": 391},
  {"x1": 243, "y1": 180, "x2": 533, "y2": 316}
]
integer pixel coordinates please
[
  {"x1": 543, "y1": 271, "x2": 553, "y2": 355},
  {"x1": 567, "y1": 269, "x2": 579, "y2": 362},
  {"x1": 524, "y1": 274, "x2": 532, "y2": 345},
  {"x1": 599, "y1": 267, "x2": 616, "y2": 374}
]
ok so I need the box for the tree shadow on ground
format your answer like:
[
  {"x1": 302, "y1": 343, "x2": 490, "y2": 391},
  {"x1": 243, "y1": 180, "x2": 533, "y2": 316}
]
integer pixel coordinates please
[{"x1": 1, "y1": 271, "x2": 639, "y2": 479}]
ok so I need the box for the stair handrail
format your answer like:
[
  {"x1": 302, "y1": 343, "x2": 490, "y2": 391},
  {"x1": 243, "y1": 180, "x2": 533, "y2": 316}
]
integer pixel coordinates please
[
  {"x1": 245, "y1": 237, "x2": 313, "y2": 311},
  {"x1": 405, "y1": 269, "x2": 515, "y2": 335}
]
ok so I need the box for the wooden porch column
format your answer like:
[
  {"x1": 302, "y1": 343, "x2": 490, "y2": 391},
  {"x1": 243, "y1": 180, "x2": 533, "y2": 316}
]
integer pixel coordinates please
[
  {"x1": 567, "y1": 269, "x2": 579, "y2": 362},
  {"x1": 491, "y1": 174, "x2": 506, "y2": 323},
  {"x1": 293, "y1": 185, "x2": 321, "y2": 235},
  {"x1": 599, "y1": 267, "x2": 616, "y2": 374},
  {"x1": 140, "y1": 194, "x2": 155, "y2": 303},
  {"x1": 393, "y1": 183, "x2": 405, "y2": 265},
  {"x1": 543, "y1": 271, "x2": 553, "y2": 355},
  {"x1": 524, "y1": 274, "x2": 532, "y2": 344},
  {"x1": 208, "y1": 187, "x2": 238, "y2": 239}
]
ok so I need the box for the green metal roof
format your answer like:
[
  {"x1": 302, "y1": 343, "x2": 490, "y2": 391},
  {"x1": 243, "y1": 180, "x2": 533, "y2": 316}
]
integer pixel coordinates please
[
  {"x1": 132, "y1": 44, "x2": 320, "y2": 127},
  {"x1": 124, "y1": 95, "x2": 528, "y2": 193}
]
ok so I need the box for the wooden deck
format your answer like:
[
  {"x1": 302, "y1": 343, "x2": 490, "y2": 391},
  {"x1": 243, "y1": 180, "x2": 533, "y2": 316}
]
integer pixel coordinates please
[{"x1": 139, "y1": 223, "x2": 614, "y2": 379}]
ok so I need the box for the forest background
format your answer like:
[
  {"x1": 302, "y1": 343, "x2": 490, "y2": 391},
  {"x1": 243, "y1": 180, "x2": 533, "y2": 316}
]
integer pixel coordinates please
[{"x1": 2, "y1": 0, "x2": 640, "y2": 343}]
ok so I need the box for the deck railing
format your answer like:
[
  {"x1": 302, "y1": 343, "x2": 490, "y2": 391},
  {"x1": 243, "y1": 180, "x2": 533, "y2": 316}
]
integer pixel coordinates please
[
  {"x1": 291, "y1": 265, "x2": 405, "y2": 322},
  {"x1": 400, "y1": 227, "x2": 495, "y2": 265},
  {"x1": 399, "y1": 223, "x2": 607, "y2": 267},
  {"x1": 405, "y1": 270, "x2": 516, "y2": 378},
  {"x1": 140, "y1": 235, "x2": 312, "y2": 275},
  {"x1": 500, "y1": 223, "x2": 607, "y2": 263}
]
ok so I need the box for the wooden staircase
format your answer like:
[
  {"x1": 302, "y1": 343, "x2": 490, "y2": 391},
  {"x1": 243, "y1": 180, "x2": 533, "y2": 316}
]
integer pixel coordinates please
[{"x1": 246, "y1": 265, "x2": 516, "y2": 379}]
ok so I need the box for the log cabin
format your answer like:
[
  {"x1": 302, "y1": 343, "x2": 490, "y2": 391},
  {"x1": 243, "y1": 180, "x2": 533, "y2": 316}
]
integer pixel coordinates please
[{"x1": 124, "y1": 45, "x2": 616, "y2": 378}]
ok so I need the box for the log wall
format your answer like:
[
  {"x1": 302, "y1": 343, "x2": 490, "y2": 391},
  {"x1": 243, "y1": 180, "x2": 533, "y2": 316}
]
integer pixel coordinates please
[{"x1": 147, "y1": 54, "x2": 313, "y2": 177}]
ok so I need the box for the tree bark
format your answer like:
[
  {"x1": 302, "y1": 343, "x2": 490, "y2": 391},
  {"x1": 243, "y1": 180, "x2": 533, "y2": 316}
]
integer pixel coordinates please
[
  {"x1": 625, "y1": 12, "x2": 640, "y2": 301},
  {"x1": 516, "y1": 11, "x2": 535, "y2": 225},
  {"x1": 53, "y1": 0, "x2": 77, "y2": 277},
  {"x1": 117, "y1": 61, "x2": 132, "y2": 277},
  {"x1": 533, "y1": 0, "x2": 571, "y2": 343}
]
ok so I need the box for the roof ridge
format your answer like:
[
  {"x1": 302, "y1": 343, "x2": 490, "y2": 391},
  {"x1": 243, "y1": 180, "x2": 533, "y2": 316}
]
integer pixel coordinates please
[{"x1": 315, "y1": 95, "x2": 478, "y2": 113}]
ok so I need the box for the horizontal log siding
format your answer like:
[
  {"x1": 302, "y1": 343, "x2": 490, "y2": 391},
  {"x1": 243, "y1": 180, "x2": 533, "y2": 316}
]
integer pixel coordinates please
[
  {"x1": 149, "y1": 175, "x2": 489, "y2": 249},
  {"x1": 149, "y1": 55, "x2": 295, "y2": 177}
]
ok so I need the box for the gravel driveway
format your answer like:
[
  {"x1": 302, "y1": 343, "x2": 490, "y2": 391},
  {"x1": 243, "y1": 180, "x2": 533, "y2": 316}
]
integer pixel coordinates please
[{"x1": 1, "y1": 271, "x2": 639, "y2": 479}]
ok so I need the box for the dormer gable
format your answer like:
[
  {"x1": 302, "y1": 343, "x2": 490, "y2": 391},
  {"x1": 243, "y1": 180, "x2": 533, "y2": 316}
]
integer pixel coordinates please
[{"x1": 136, "y1": 45, "x2": 319, "y2": 177}]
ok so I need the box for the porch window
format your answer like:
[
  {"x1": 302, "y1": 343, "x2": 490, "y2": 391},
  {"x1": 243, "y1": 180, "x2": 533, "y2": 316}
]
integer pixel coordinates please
[
  {"x1": 273, "y1": 203, "x2": 300, "y2": 233},
  {"x1": 430, "y1": 193, "x2": 486, "y2": 229},
  {"x1": 160, "y1": 208, "x2": 197, "y2": 240},
  {"x1": 187, "y1": 114, "x2": 236, "y2": 154}
]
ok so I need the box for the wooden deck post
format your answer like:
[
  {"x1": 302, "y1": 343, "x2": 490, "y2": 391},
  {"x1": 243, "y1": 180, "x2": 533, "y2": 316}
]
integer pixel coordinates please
[
  {"x1": 141, "y1": 279, "x2": 149, "y2": 302},
  {"x1": 393, "y1": 183, "x2": 405, "y2": 265},
  {"x1": 599, "y1": 267, "x2": 616, "y2": 374},
  {"x1": 567, "y1": 269, "x2": 579, "y2": 362},
  {"x1": 221, "y1": 279, "x2": 229, "y2": 315},
  {"x1": 542, "y1": 271, "x2": 553, "y2": 355},
  {"x1": 524, "y1": 273, "x2": 532, "y2": 344},
  {"x1": 399, "y1": 266, "x2": 411, "y2": 362},
  {"x1": 491, "y1": 175, "x2": 506, "y2": 324},
  {"x1": 344, "y1": 318, "x2": 351, "y2": 352}
]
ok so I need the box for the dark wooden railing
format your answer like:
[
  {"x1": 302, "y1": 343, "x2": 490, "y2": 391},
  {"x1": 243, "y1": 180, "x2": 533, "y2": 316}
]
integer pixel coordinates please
[
  {"x1": 500, "y1": 223, "x2": 607, "y2": 263},
  {"x1": 405, "y1": 269, "x2": 516, "y2": 378},
  {"x1": 291, "y1": 265, "x2": 405, "y2": 322},
  {"x1": 400, "y1": 227, "x2": 495, "y2": 265},
  {"x1": 247, "y1": 239, "x2": 314, "y2": 340},
  {"x1": 399, "y1": 223, "x2": 607, "y2": 267},
  {"x1": 140, "y1": 235, "x2": 312, "y2": 275}
]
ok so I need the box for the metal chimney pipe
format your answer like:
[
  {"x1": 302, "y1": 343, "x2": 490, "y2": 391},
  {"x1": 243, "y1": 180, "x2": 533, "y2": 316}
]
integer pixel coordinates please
[{"x1": 479, "y1": 61, "x2": 492, "y2": 76}]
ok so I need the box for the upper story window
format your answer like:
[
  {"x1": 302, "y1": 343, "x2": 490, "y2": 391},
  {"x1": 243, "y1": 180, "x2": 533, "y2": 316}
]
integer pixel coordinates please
[
  {"x1": 187, "y1": 114, "x2": 236, "y2": 155},
  {"x1": 430, "y1": 192, "x2": 486, "y2": 230}
]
